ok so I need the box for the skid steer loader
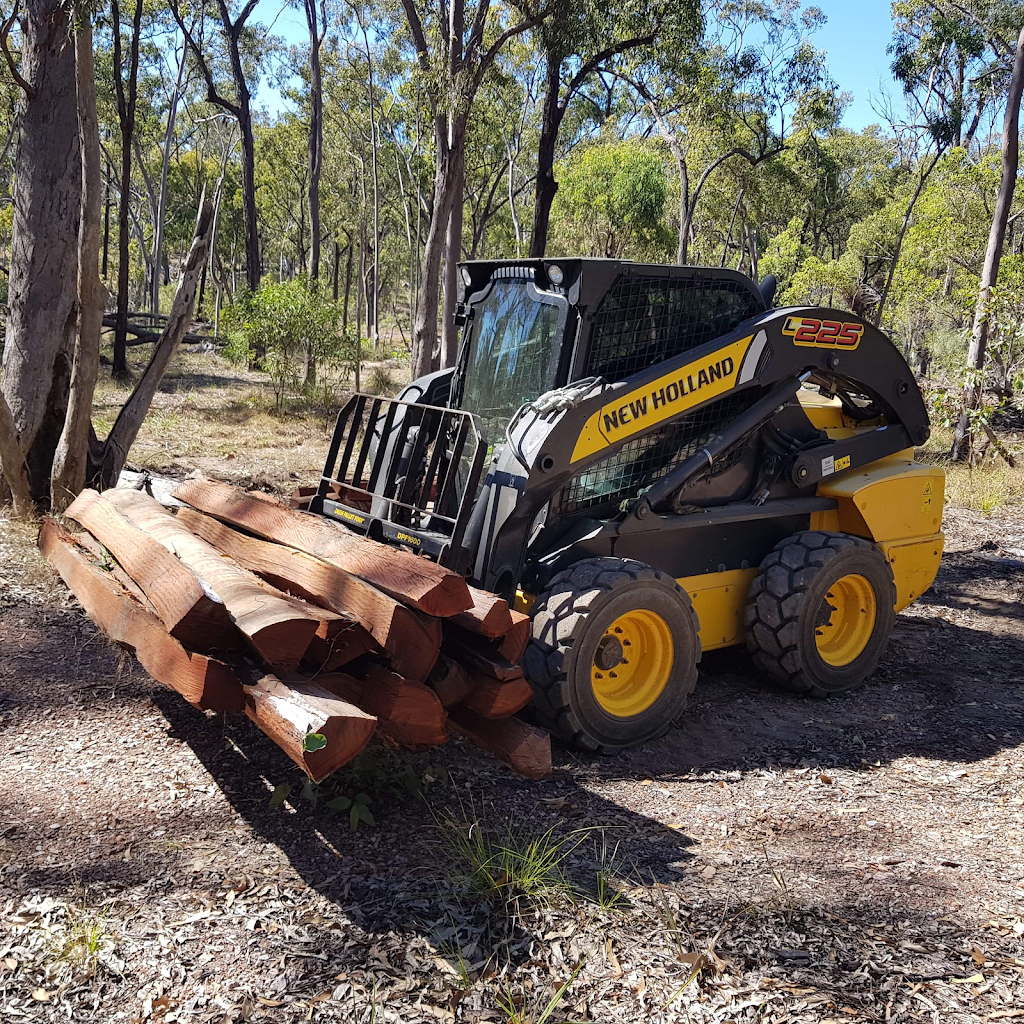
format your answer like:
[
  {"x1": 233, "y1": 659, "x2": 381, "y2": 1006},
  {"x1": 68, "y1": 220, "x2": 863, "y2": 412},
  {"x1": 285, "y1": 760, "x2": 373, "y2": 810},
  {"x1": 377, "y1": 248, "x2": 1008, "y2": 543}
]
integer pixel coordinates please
[{"x1": 310, "y1": 259, "x2": 944, "y2": 751}]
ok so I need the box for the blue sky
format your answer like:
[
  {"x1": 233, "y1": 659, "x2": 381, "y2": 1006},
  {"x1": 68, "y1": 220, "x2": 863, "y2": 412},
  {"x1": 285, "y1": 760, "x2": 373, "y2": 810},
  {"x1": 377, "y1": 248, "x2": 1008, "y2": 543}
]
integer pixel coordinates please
[
  {"x1": 258, "y1": 1, "x2": 902, "y2": 132},
  {"x1": 813, "y1": 0, "x2": 900, "y2": 129}
]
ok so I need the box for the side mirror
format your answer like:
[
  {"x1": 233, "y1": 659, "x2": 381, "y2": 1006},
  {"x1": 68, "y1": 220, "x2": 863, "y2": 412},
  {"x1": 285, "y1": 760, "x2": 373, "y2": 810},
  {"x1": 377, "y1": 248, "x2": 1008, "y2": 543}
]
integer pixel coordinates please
[{"x1": 759, "y1": 274, "x2": 778, "y2": 307}]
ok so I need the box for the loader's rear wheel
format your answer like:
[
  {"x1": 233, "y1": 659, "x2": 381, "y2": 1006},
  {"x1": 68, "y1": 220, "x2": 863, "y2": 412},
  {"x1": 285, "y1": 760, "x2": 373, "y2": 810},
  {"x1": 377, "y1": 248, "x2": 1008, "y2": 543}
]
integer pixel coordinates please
[
  {"x1": 745, "y1": 531, "x2": 896, "y2": 697},
  {"x1": 523, "y1": 557, "x2": 700, "y2": 752}
]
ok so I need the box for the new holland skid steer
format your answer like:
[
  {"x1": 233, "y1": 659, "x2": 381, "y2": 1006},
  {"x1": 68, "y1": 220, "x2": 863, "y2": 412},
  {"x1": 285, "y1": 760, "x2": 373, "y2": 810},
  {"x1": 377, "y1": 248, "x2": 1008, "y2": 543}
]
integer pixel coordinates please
[{"x1": 310, "y1": 259, "x2": 944, "y2": 751}]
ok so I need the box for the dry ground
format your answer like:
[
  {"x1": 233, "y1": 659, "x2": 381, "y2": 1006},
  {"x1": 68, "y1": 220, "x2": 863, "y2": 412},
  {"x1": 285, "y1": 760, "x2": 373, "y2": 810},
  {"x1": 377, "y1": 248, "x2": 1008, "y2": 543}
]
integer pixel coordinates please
[{"x1": 2, "y1": 351, "x2": 1024, "y2": 1023}]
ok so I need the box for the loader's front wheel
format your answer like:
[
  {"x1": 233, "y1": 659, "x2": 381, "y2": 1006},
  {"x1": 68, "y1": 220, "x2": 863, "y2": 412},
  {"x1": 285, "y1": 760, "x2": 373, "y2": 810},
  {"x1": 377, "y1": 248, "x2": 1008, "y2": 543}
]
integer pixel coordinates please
[
  {"x1": 523, "y1": 557, "x2": 700, "y2": 752},
  {"x1": 745, "y1": 531, "x2": 896, "y2": 697}
]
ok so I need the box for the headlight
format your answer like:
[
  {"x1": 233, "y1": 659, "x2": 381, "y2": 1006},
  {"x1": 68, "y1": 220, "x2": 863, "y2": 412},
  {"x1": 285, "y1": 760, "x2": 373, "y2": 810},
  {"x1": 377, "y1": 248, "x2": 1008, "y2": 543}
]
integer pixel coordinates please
[{"x1": 547, "y1": 264, "x2": 563, "y2": 285}]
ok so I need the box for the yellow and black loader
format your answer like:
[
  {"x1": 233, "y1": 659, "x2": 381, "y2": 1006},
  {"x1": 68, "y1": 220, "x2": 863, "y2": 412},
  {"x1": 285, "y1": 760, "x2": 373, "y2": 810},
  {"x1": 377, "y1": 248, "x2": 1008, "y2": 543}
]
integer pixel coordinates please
[{"x1": 311, "y1": 259, "x2": 944, "y2": 751}]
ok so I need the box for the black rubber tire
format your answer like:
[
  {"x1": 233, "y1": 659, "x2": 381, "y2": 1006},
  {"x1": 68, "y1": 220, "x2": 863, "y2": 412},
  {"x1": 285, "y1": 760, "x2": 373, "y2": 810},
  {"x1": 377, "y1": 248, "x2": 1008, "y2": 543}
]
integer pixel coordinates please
[
  {"x1": 522, "y1": 557, "x2": 701, "y2": 752},
  {"x1": 744, "y1": 530, "x2": 896, "y2": 697}
]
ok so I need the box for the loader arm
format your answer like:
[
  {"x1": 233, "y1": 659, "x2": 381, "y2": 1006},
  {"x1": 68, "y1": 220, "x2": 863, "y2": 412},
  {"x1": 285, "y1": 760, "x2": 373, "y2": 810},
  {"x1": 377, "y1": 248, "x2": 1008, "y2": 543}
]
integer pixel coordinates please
[{"x1": 480, "y1": 307, "x2": 929, "y2": 596}]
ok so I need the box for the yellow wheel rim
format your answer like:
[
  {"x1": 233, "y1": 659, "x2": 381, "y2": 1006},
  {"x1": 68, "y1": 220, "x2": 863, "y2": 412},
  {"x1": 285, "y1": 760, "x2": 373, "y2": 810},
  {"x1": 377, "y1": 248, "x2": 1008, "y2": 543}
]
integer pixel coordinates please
[
  {"x1": 591, "y1": 609, "x2": 673, "y2": 717},
  {"x1": 814, "y1": 573, "x2": 876, "y2": 667}
]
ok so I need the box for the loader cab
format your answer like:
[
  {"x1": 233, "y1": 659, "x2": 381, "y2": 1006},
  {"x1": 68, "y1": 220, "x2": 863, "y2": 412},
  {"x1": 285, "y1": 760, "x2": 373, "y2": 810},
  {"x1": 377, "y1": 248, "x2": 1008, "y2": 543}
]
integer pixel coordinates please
[{"x1": 452, "y1": 259, "x2": 767, "y2": 450}]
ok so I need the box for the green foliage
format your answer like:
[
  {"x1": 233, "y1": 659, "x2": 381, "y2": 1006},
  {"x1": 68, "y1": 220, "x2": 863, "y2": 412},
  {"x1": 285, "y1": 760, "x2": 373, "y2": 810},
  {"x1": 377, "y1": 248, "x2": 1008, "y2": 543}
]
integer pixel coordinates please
[
  {"x1": 267, "y1": 747, "x2": 428, "y2": 830},
  {"x1": 222, "y1": 279, "x2": 343, "y2": 407},
  {"x1": 552, "y1": 140, "x2": 671, "y2": 258}
]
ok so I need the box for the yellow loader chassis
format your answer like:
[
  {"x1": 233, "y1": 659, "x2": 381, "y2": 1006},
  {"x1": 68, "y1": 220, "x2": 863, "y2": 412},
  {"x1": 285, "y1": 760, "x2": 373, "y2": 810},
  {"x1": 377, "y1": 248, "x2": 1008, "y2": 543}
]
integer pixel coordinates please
[{"x1": 676, "y1": 459, "x2": 945, "y2": 650}]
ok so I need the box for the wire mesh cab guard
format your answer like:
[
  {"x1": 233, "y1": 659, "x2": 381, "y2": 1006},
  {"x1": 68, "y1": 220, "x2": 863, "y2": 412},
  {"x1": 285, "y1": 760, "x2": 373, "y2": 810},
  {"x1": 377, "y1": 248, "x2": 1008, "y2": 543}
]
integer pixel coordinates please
[{"x1": 311, "y1": 393, "x2": 485, "y2": 572}]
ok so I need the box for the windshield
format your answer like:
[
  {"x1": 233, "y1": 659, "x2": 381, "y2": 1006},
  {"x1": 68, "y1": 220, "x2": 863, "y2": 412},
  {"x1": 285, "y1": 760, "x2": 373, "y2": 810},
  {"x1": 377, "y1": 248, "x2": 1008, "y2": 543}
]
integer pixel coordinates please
[{"x1": 460, "y1": 278, "x2": 567, "y2": 445}]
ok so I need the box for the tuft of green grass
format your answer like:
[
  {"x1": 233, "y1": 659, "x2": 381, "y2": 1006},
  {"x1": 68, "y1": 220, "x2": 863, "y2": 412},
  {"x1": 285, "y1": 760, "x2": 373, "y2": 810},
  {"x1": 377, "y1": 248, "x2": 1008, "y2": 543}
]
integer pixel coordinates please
[
  {"x1": 592, "y1": 830, "x2": 630, "y2": 911},
  {"x1": 437, "y1": 809, "x2": 588, "y2": 914},
  {"x1": 496, "y1": 959, "x2": 586, "y2": 1024},
  {"x1": 49, "y1": 908, "x2": 113, "y2": 975}
]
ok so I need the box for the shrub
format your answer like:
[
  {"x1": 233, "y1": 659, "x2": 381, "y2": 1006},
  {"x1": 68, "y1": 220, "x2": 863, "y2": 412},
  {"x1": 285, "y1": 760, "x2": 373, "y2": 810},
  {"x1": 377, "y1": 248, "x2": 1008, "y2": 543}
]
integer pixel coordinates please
[{"x1": 222, "y1": 279, "x2": 343, "y2": 408}]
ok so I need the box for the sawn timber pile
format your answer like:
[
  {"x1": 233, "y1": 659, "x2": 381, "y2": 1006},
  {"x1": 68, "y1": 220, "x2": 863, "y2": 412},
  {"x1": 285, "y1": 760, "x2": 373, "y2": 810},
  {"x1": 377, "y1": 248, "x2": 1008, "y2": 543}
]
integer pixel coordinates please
[{"x1": 39, "y1": 481, "x2": 550, "y2": 782}]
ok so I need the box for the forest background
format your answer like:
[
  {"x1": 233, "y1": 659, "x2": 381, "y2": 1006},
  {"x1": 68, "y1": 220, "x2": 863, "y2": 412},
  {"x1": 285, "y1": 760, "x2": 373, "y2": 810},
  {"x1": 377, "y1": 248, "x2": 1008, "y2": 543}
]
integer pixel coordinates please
[{"x1": 1, "y1": 0, "x2": 1023, "y2": 515}]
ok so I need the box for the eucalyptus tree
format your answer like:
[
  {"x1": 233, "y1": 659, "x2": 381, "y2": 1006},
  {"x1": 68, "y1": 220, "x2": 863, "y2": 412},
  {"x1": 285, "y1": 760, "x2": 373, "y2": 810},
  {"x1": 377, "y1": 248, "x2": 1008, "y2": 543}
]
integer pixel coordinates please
[
  {"x1": 528, "y1": 0, "x2": 701, "y2": 257},
  {"x1": 0, "y1": 0, "x2": 81, "y2": 505},
  {"x1": 397, "y1": 0, "x2": 546, "y2": 376},
  {"x1": 170, "y1": 0, "x2": 267, "y2": 294}
]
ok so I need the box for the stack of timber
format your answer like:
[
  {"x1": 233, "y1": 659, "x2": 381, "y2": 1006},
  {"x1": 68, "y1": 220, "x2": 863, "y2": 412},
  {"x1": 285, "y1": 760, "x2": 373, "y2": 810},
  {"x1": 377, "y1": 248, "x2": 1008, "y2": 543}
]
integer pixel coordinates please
[{"x1": 39, "y1": 480, "x2": 550, "y2": 782}]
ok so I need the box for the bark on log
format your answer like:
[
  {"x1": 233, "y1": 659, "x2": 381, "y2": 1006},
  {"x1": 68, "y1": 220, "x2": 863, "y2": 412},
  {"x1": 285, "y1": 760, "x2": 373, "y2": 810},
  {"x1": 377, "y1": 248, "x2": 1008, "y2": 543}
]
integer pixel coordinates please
[
  {"x1": 105, "y1": 488, "x2": 322, "y2": 669},
  {"x1": 175, "y1": 507, "x2": 440, "y2": 683},
  {"x1": 171, "y1": 478, "x2": 471, "y2": 616},
  {"x1": 458, "y1": 669, "x2": 533, "y2": 719},
  {"x1": 240, "y1": 672, "x2": 376, "y2": 782},
  {"x1": 38, "y1": 519, "x2": 244, "y2": 712},
  {"x1": 450, "y1": 587, "x2": 513, "y2": 637},
  {"x1": 448, "y1": 707, "x2": 551, "y2": 779},
  {"x1": 498, "y1": 610, "x2": 530, "y2": 664},
  {"x1": 66, "y1": 489, "x2": 240, "y2": 652},
  {"x1": 315, "y1": 665, "x2": 448, "y2": 749}
]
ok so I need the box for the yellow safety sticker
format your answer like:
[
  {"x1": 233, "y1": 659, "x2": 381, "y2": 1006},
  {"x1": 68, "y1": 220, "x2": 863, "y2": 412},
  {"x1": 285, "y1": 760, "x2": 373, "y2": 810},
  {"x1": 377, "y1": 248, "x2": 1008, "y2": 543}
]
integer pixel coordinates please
[
  {"x1": 921, "y1": 480, "x2": 933, "y2": 513},
  {"x1": 571, "y1": 335, "x2": 754, "y2": 463},
  {"x1": 834, "y1": 454, "x2": 851, "y2": 472}
]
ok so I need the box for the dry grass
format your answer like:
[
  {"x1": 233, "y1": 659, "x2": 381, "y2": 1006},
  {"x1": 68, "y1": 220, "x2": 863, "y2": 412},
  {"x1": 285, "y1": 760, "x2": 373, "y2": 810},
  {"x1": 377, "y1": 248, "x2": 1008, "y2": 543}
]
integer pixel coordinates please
[
  {"x1": 92, "y1": 347, "x2": 339, "y2": 492},
  {"x1": 917, "y1": 423, "x2": 1024, "y2": 514}
]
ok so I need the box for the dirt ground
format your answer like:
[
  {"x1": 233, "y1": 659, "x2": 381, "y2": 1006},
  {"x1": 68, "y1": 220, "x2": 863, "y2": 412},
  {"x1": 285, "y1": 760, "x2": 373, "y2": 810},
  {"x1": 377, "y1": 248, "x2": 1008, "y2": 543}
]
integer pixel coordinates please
[{"x1": 2, "y1": 354, "x2": 1024, "y2": 1023}]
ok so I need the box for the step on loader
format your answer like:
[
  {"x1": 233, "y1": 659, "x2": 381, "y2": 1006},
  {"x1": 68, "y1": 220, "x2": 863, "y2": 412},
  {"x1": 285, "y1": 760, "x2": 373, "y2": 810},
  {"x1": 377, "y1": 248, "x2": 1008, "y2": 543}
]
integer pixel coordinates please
[{"x1": 310, "y1": 259, "x2": 944, "y2": 751}]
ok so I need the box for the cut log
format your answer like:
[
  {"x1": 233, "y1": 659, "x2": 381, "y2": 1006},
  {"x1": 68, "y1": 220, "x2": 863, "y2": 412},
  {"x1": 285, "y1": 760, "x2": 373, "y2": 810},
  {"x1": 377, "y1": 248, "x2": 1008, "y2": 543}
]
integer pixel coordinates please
[
  {"x1": 304, "y1": 621, "x2": 377, "y2": 672},
  {"x1": 498, "y1": 610, "x2": 531, "y2": 664},
  {"x1": 66, "y1": 488, "x2": 240, "y2": 652},
  {"x1": 104, "y1": 488, "x2": 322, "y2": 669},
  {"x1": 427, "y1": 655, "x2": 475, "y2": 708},
  {"x1": 73, "y1": 530, "x2": 160, "y2": 615},
  {"x1": 315, "y1": 665, "x2": 448, "y2": 749},
  {"x1": 240, "y1": 671, "x2": 376, "y2": 782},
  {"x1": 175, "y1": 508, "x2": 440, "y2": 683},
  {"x1": 459, "y1": 668, "x2": 533, "y2": 719},
  {"x1": 38, "y1": 519, "x2": 244, "y2": 712},
  {"x1": 171, "y1": 478, "x2": 472, "y2": 616},
  {"x1": 443, "y1": 635, "x2": 524, "y2": 680},
  {"x1": 450, "y1": 587, "x2": 513, "y2": 638},
  {"x1": 448, "y1": 707, "x2": 551, "y2": 779}
]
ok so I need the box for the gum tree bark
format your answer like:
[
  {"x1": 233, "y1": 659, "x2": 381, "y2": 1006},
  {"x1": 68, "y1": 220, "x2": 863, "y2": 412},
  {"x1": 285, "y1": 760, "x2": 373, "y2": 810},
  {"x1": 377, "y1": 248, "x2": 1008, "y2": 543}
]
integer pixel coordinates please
[
  {"x1": 52, "y1": 14, "x2": 105, "y2": 511},
  {"x1": 0, "y1": 0, "x2": 81, "y2": 504}
]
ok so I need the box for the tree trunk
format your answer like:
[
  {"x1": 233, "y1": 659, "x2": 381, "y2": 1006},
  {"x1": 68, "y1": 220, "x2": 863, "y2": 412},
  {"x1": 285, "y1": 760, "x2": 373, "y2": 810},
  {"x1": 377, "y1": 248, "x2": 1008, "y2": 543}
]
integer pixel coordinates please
[
  {"x1": 440, "y1": 146, "x2": 464, "y2": 368},
  {"x1": 152, "y1": 38, "x2": 188, "y2": 313},
  {"x1": 52, "y1": 16, "x2": 104, "y2": 511},
  {"x1": 0, "y1": 0, "x2": 80, "y2": 504},
  {"x1": 343, "y1": 241, "x2": 353, "y2": 335},
  {"x1": 111, "y1": 0, "x2": 143, "y2": 382},
  {"x1": 410, "y1": 128, "x2": 459, "y2": 379},
  {"x1": 306, "y1": 8, "x2": 323, "y2": 281},
  {"x1": 0, "y1": 392, "x2": 31, "y2": 518},
  {"x1": 332, "y1": 239, "x2": 340, "y2": 301},
  {"x1": 529, "y1": 58, "x2": 563, "y2": 259},
  {"x1": 952, "y1": 25, "x2": 1024, "y2": 461},
  {"x1": 89, "y1": 197, "x2": 217, "y2": 489}
]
